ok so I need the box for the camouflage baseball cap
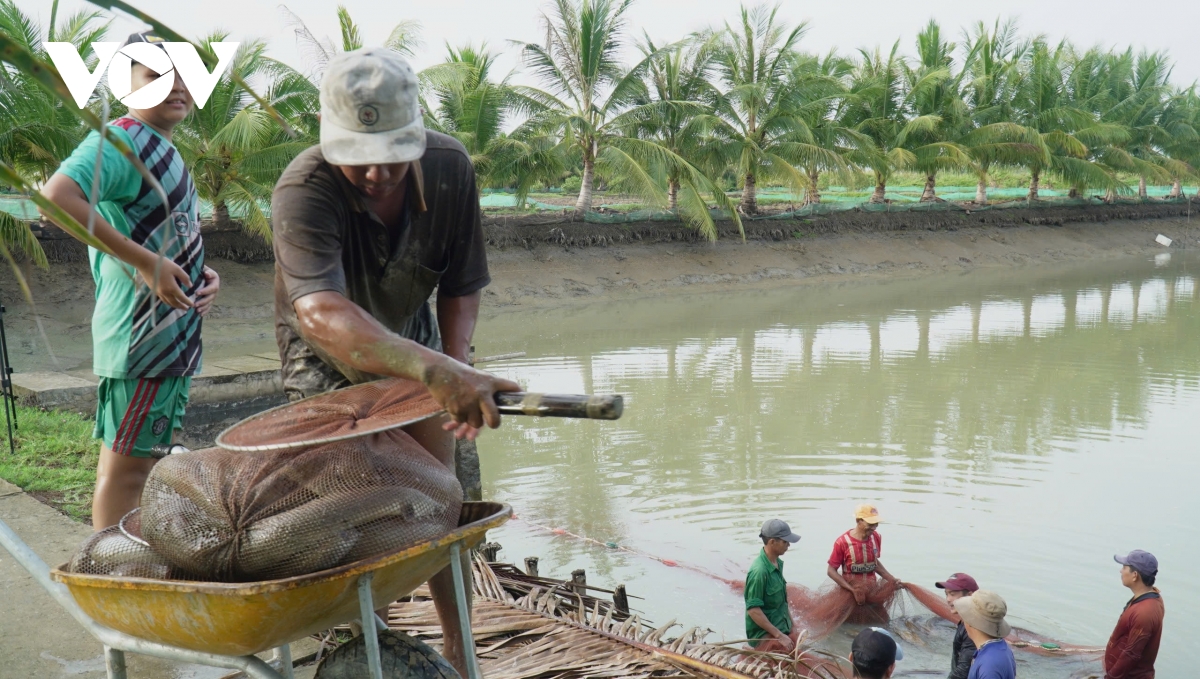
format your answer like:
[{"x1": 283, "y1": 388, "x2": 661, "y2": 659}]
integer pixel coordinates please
[{"x1": 319, "y1": 47, "x2": 426, "y2": 165}]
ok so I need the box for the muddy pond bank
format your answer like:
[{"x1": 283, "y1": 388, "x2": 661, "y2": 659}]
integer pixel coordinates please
[{"x1": 2, "y1": 203, "x2": 1197, "y2": 375}]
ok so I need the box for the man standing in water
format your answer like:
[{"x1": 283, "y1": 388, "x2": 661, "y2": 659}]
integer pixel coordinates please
[
  {"x1": 745, "y1": 519, "x2": 801, "y2": 653},
  {"x1": 271, "y1": 47, "x2": 519, "y2": 677},
  {"x1": 936, "y1": 573, "x2": 980, "y2": 679},
  {"x1": 1105, "y1": 550, "x2": 1164, "y2": 679},
  {"x1": 826, "y1": 504, "x2": 902, "y2": 605}
]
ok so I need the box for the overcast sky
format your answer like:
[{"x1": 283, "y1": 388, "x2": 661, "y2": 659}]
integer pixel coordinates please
[{"x1": 24, "y1": 0, "x2": 1200, "y2": 91}]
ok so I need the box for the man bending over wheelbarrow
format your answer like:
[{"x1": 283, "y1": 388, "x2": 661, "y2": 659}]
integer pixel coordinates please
[{"x1": 270, "y1": 47, "x2": 519, "y2": 678}]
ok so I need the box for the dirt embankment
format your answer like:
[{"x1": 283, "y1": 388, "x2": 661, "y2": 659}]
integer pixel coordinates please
[
  {"x1": 30, "y1": 200, "x2": 1198, "y2": 264},
  {"x1": 6, "y1": 202, "x2": 1196, "y2": 364}
]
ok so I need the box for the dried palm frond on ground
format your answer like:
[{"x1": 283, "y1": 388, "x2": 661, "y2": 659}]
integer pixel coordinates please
[
  {"x1": 485, "y1": 561, "x2": 634, "y2": 621},
  {"x1": 350, "y1": 556, "x2": 851, "y2": 679}
]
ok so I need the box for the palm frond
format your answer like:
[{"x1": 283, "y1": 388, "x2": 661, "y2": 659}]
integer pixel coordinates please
[{"x1": 0, "y1": 210, "x2": 47, "y2": 268}]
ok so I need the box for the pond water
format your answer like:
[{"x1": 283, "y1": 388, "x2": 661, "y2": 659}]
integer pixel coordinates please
[{"x1": 476, "y1": 254, "x2": 1199, "y2": 677}]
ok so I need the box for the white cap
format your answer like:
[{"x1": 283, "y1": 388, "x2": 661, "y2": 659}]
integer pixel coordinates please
[{"x1": 319, "y1": 47, "x2": 426, "y2": 165}]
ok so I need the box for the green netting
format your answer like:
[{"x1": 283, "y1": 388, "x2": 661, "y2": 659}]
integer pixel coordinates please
[
  {"x1": 0, "y1": 197, "x2": 40, "y2": 220},
  {"x1": 478, "y1": 194, "x2": 561, "y2": 210}
]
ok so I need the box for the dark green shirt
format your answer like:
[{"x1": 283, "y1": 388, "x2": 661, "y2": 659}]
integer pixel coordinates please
[{"x1": 744, "y1": 549, "x2": 791, "y2": 643}]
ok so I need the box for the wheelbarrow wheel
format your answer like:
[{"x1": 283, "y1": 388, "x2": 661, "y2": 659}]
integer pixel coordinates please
[{"x1": 314, "y1": 629, "x2": 461, "y2": 679}]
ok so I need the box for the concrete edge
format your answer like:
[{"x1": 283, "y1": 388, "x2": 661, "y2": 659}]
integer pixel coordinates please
[{"x1": 12, "y1": 354, "x2": 282, "y2": 416}]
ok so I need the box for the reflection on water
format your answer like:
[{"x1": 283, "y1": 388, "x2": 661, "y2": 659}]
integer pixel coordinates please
[{"x1": 478, "y1": 256, "x2": 1199, "y2": 677}]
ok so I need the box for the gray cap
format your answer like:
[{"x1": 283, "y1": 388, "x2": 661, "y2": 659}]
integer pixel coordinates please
[
  {"x1": 319, "y1": 47, "x2": 426, "y2": 165},
  {"x1": 760, "y1": 519, "x2": 800, "y2": 543},
  {"x1": 1115, "y1": 550, "x2": 1159, "y2": 578}
]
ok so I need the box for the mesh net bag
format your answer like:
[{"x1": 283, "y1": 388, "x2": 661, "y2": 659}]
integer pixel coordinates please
[
  {"x1": 139, "y1": 431, "x2": 462, "y2": 582},
  {"x1": 725, "y1": 575, "x2": 1105, "y2": 658},
  {"x1": 216, "y1": 379, "x2": 443, "y2": 452},
  {"x1": 68, "y1": 509, "x2": 175, "y2": 579}
]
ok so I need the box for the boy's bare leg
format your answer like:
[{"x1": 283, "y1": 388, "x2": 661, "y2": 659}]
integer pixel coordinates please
[
  {"x1": 403, "y1": 414, "x2": 473, "y2": 679},
  {"x1": 92, "y1": 443, "x2": 156, "y2": 531}
]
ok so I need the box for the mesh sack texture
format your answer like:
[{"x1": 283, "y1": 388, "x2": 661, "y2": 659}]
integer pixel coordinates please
[
  {"x1": 68, "y1": 509, "x2": 175, "y2": 579},
  {"x1": 140, "y1": 432, "x2": 462, "y2": 582},
  {"x1": 217, "y1": 379, "x2": 442, "y2": 451}
]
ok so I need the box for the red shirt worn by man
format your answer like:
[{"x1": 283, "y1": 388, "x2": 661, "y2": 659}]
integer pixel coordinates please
[
  {"x1": 825, "y1": 504, "x2": 901, "y2": 607},
  {"x1": 828, "y1": 529, "x2": 882, "y2": 581},
  {"x1": 1104, "y1": 590, "x2": 1164, "y2": 679}
]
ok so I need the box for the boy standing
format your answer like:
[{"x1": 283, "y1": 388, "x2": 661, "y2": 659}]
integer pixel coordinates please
[{"x1": 41, "y1": 32, "x2": 219, "y2": 529}]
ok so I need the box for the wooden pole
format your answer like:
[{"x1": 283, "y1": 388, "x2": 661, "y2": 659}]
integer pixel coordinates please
[
  {"x1": 613, "y1": 584, "x2": 629, "y2": 615},
  {"x1": 495, "y1": 392, "x2": 623, "y2": 420},
  {"x1": 479, "y1": 542, "x2": 501, "y2": 562},
  {"x1": 524, "y1": 557, "x2": 539, "y2": 577},
  {"x1": 571, "y1": 569, "x2": 587, "y2": 597}
]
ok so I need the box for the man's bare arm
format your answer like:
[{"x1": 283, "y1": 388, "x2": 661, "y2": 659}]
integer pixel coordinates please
[
  {"x1": 294, "y1": 291, "x2": 519, "y2": 432},
  {"x1": 40, "y1": 174, "x2": 193, "y2": 309},
  {"x1": 747, "y1": 608, "x2": 791, "y2": 649},
  {"x1": 436, "y1": 290, "x2": 481, "y2": 365},
  {"x1": 875, "y1": 560, "x2": 901, "y2": 585},
  {"x1": 826, "y1": 564, "x2": 855, "y2": 593}
]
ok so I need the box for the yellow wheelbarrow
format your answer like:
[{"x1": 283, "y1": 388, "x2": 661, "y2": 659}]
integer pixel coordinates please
[{"x1": 0, "y1": 501, "x2": 510, "y2": 679}]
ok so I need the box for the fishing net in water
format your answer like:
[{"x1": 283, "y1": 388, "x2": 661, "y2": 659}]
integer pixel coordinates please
[
  {"x1": 778, "y1": 580, "x2": 1102, "y2": 658},
  {"x1": 138, "y1": 430, "x2": 462, "y2": 582},
  {"x1": 726, "y1": 574, "x2": 1102, "y2": 659}
]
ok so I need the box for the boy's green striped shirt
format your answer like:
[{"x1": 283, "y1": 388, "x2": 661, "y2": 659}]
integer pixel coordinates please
[{"x1": 55, "y1": 117, "x2": 205, "y2": 379}]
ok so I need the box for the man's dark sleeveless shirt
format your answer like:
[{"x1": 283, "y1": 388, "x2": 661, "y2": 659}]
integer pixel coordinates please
[{"x1": 271, "y1": 131, "x2": 489, "y2": 400}]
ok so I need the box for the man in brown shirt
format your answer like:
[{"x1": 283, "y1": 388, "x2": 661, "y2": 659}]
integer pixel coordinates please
[{"x1": 271, "y1": 47, "x2": 517, "y2": 677}]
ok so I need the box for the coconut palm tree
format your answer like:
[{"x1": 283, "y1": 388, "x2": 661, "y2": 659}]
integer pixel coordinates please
[
  {"x1": 840, "y1": 42, "x2": 952, "y2": 203},
  {"x1": 707, "y1": 4, "x2": 845, "y2": 214},
  {"x1": 175, "y1": 36, "x2": 312, "y2": 239},
  {"x1": 0, "y1": 0, "x2": 109, "y2": 183},
  {"x1": 281, "y1": 4, "x2": 420, "y2": 77},
  {"x1": 515, "y1": 0, "x2": 738, "y2": 237},
  {"x1": 514, "y1": 0, "x2": 646, "y2": 215},
  {"x1": 1087, "y1": 49, "x2": 1176, "y2": 201},
  {"x1": 626, "y1": 33, "x2": 723, "y2": 211},
  {"x1": 0, "y1": 0, "x2": 110, "y2": 266},
  {"x1": 1013, "y1": 40, "x2": 1124, "y2": 200},
  {"x1": 262, "y1": 5, "x2": 424, "y2": 146},
  {"x1": 959, "y1": 19, "x2": 1046, "y2": 204},
  {"x1": 790, "y1": 51, "x2": 864, "y2": 205},
  {"x1": 903, "y1": 20, "x2": 970, "y2": 202},
  {"x1": 1160, "y1": 87, "x2": 1200, "y2": 198},
  {"x1": 420, "y1": 44, "x2": 520, "y2": 186},
  {"x1": 1158, "y1": 88, "x2": 1199, "y2": 198}
]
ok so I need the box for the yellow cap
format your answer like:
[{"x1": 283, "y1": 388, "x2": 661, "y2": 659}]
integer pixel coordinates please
[{"x1": 855, "y1": 504, "x2": 882, "y2": 524}]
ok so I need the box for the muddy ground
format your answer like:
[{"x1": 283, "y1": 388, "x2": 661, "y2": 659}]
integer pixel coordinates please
[{"x1": 4, "y1": 202, "x2": 1197, "y2": 373}]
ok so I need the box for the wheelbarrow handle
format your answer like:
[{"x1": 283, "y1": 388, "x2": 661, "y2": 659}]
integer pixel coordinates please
[{"x1": 494, "y1": 392, "x2": 623, "y2": 420}]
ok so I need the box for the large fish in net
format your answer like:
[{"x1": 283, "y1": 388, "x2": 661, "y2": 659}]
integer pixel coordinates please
[
  {"x1": 139, "y1": 428, "x2": 462, "y2": 582},
  {"x1": 70, "y1": 379, "x2": 462, "y2": 582},
  {"x1": 67, "y1": 379, "x2": 623, "y2": 582}
]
